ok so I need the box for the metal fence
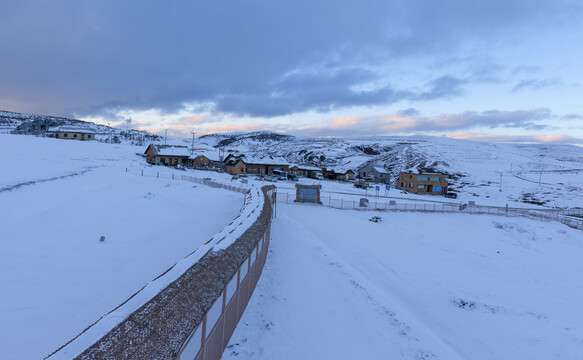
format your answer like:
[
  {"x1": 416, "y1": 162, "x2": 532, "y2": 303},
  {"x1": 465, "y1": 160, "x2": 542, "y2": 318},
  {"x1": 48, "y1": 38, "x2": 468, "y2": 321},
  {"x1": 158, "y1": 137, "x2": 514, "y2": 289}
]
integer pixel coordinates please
[
  {"x1": 125, "y1": 167, "x2": 249, "y2": 194},
  {"x1": 178, "y1": 189, "x2": 275, "y2": 360},
  {"x1": 181, "y1": 175, "x2": 249, "y2": 195},
  {"x1": 277, "y1": 192, "x2": 583, "y2": 230}
]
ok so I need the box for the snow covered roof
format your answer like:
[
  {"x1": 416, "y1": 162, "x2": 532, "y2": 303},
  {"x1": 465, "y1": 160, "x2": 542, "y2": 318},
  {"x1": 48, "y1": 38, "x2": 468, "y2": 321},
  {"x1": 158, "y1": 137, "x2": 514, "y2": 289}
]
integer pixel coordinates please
[
  {"x1": 241, "y1": 155, "x2": 289, "y2": 166},
  {"x1": 292, "y1": 164, "x2": 321, "y2": 171},
  {"x1": 48, "y1": 126, "x2": 95, "y2": 134},
  {"x1": 189, "y1": 151, "x2": 221, "y2": 162},
  {"x1": 374, "y1": 166, "x2": 390, "y2": 174},
  {"x1": 149, "y1": 145, "x2": 191, "y2": 157}
]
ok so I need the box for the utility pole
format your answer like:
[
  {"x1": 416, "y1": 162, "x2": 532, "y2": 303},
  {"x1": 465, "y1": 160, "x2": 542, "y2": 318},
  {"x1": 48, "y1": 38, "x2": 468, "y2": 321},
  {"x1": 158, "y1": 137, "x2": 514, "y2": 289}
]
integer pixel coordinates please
[
  {"x1": 496, "y1": 171, "x2": 503, "y2": 192},
  {"x1": 190, "y1": 131, "x2": 196, "y2": 155}
]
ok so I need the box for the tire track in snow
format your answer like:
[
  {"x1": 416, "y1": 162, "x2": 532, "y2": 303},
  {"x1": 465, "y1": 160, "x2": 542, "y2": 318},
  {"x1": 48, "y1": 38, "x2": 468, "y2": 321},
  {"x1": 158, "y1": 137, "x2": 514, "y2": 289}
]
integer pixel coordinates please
[
  {"x1": 0, "y1": 166, "x2": 101, "y2": 193},
  {"x1": 278, "y1": 207, "x2": 465, "y2": 359}
]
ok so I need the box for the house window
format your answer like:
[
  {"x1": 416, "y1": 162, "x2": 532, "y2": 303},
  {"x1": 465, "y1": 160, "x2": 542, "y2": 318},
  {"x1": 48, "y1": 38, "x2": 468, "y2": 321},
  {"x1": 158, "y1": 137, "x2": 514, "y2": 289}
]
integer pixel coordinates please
[
  {"x1": 401, "y1": 182, "x2": 405, "y2": 187},
  {"x1": 416, "y1": 176, "x2": 428, "y2": 181},
  {"x1": 409, "y1": 183, "x2": 414, "y2": 188},
  {"x1": 429, "y1": 176, "x2": 439, "y2": 182},
  {"x1": 418, "y1": 185, "x2": 425, "y2": 189},
  {"x1": 88, "y1": 135, "x2": 92, "y2": 139},
  {"x1": 64, "y1": 133, "x2": 68, "y2": 137}
]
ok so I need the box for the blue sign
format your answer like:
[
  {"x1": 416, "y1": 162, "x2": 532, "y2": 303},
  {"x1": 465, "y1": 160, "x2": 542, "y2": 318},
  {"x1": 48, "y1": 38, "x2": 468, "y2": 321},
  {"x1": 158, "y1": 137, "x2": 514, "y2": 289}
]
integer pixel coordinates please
[
  {"x1": 385, "y1": 185, "x2": 391, "y2": 190},
  {"x1": 375, "y1": 186, "x2": 380, "y2": 191},
  {"x1": 434, "y1": 186, "x2": 442, "y2": 192}
]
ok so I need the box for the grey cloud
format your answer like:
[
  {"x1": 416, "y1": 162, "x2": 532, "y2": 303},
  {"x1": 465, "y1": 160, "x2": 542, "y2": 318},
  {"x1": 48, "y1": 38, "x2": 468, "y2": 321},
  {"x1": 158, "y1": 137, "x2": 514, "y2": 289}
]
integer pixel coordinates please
[
  {"x1": 297, "y1": 108, "x2": 553, "y2": 137},
  {"x1": 0, "y1": 1, "x2": 581, "y2": 118},
  {"x1": 510, "y1": 65, "x2": 543, "y2": 76},
  {"x1": 512, "y1": 78, "x2": 561, "y2": 93},
  {"x1": 416, "y1": 76, "x2": 467, "y2": 101},
  {"x1": 397, "y1": 108, "x2": 420, "y2": 117},
  {"x1": 561, "y1": 113, "x2": 583, "y2": 120}
]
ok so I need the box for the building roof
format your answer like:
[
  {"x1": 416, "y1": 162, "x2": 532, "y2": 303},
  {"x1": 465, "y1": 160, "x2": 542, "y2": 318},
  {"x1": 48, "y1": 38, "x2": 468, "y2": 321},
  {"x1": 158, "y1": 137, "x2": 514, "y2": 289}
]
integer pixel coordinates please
[
  {"x1": 400, "y1": 171, "x2": 448, "y2": 176},
  {"x1": 241, "y1": 155, "x2": 289, "y2": 166},
  {"x1": 146, "y1": 144, "x2": 191, "y2": 157},
  {"x1": 292, "y1": 164, "x2": 321, "y2": 171},
  {"x1": 373, "y1": 166, "x2": 390, "y2": 174},
  {"x1": 48, "y1": 126, "x2": 95, "y2": 134}
]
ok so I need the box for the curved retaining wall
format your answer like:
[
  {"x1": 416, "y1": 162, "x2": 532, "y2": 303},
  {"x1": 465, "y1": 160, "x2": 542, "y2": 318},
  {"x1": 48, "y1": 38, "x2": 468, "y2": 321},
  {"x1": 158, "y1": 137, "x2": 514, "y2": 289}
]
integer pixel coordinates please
[{"x1": 48, "y1": 184, "x2": 276, "y2": 360}]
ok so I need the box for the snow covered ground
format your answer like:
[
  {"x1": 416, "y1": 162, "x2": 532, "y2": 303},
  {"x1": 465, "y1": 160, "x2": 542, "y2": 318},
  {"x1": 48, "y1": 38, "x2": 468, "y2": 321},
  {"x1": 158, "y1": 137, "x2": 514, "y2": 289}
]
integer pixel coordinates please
[
  {"x1": 0, "y1": 135, "x2": 244, "y2": 359},
  {"x1": 224, "y1": 203, "x2": 583, "y2": 359}
]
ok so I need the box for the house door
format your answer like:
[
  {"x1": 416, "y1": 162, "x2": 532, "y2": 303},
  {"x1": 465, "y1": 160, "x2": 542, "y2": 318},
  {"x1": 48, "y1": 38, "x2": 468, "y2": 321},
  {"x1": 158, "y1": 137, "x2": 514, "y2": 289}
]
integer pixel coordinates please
[{"x1": 427, "y1": 184, "x2": 433, "y2": 192}]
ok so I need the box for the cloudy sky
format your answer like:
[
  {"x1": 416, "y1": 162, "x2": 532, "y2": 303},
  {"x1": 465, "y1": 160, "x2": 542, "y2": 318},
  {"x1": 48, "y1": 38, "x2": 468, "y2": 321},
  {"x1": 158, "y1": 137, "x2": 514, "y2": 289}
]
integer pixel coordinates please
[{"x1": 1, "y1": 0, "x2": 582, "y2": 143}]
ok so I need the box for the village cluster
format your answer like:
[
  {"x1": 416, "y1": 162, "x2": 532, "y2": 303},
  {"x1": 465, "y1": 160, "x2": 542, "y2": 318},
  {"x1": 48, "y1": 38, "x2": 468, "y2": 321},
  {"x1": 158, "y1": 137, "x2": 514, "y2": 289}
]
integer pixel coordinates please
[
  {"x1": 36, "y1": 126, "x2": 454, "y2": 197},
  {"x1": 143, "y1": 143, "x2": 454, "y2": 198}
]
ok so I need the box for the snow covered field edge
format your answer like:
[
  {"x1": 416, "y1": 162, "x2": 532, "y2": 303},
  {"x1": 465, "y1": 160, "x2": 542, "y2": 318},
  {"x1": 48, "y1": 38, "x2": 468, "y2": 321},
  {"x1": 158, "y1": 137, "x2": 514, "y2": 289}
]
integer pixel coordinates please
[{"x1": 47, "y1": 183, "x2": 274, "y2": 359}]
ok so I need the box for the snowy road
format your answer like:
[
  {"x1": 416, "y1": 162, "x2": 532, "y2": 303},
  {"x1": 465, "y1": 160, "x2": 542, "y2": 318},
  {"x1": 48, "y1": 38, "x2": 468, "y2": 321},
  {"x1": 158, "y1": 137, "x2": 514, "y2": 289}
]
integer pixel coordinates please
[{"x1": 223, "y1": 203, "x2": 583, "y2": 359}]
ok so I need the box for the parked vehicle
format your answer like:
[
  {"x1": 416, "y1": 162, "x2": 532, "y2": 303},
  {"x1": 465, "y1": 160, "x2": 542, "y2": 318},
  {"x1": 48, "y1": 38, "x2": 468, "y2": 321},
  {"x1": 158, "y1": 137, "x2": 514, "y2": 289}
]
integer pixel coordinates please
[
  {"x1": 354, "y1": 179, "x2": 368, "y2": 189},
  {"x1": 445, "y1": 192, "x2": 458, "y2": 199},
  {"x1": 272, "y1": 169, "x2": 288, "y2": 180},
  {"x1": 264, "y1": 175, "x2": 278, "y2": 182},
  {"x1": 314, "y1": 173, "x2": 324, "y2": 180},
  {"x1": 288, "y1": 174, "x2": 298, "y2": 181}
]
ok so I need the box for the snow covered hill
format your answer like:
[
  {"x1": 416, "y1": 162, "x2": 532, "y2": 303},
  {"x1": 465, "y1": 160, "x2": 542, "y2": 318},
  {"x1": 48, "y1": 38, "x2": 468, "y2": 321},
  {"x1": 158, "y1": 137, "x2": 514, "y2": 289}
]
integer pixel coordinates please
[
  {"x1": 196, "y1": 132, "x2": 583, "y2": 208},
  {"x1": 0, "y1": 109, "x2": 162, "y2": 145}
]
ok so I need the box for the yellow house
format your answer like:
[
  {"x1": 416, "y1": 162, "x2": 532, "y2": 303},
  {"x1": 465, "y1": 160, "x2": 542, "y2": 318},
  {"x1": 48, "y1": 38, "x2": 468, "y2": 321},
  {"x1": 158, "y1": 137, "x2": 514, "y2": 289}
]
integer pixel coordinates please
[{"x1": 48, "y1": 127, "x2": 95, "y2": 141}]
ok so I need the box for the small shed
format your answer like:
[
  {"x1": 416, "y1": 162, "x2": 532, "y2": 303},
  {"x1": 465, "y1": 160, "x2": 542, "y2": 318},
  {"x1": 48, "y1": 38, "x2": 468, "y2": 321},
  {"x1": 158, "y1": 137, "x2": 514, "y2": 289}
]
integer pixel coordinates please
[{"x1": 295, "y1": 184, "x2": 322, "y2": 204}]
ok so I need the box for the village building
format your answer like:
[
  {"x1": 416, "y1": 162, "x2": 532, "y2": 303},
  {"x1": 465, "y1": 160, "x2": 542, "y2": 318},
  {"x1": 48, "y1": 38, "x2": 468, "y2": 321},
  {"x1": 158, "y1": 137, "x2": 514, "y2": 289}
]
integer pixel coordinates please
[
  {"x1": 224, "y1": 154, "x2": 289, "y2": 175},
  {"x1": 321, "y1": 168, "x2": 355, "y2": 181},
  {"x1": 225, "y1": 158, "x2": 247, "y2": 175},
  {"x1": 338, "y1": 169, "x2": 355, "y2": 181},
  {"x1": 396, "y1": 172, "x2": 449, "y2": 195},
  {"x1": 190, "y1": 154, "x2": 211, "y2": 167},
  {"x1": 47, "y1": 127, "x2": 95, "y2": 141},
  {"x1": 358, "y1": 164, "x2": 391, "y2": 184},
  {"x1": 290, "y1": 165, "x2": 322, "y2": 178},
  {"x1": 144, "y1": 144, "x2": 191, "y2": 166}
]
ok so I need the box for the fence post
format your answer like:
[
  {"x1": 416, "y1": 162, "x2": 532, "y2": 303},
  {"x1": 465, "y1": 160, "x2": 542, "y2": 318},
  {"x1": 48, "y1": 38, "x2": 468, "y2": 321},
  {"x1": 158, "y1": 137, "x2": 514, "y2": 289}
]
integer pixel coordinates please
[
  {"x1": 141, "y1": 169, "x2": 143, "y2": 176},
  {"x1": 172, "y1": 173, "x2": 174, "y2": 180},
  {"x1": 157, "y1": 172, "x2": 159, "y2": 178}
]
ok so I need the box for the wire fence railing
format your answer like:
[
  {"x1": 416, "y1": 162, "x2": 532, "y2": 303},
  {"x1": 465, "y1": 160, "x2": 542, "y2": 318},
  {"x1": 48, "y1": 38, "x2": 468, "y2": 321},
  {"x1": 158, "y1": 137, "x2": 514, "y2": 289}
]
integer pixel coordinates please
[
  {"x1": 179, "y1": 186, "x2": 276, "y2": 360},
  {"x1": 179, "y1": 219, "x2": 272, "y2": 360},
  {"x1": 125, "y1": 167, "x2": 249, "y2": 194},
  {"x1": 277, "y1": 192, "x2": 583, "y2": 230}
]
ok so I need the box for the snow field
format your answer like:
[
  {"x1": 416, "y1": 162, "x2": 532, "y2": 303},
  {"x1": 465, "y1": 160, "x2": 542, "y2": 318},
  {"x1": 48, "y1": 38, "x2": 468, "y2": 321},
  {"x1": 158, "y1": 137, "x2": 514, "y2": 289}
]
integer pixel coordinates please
[
  {"x1": 223, "y1": 203, "x2": 583, "y2": 360},
  {"x1": 0, "y1": 135, "x2": 245, "y2": 359}
]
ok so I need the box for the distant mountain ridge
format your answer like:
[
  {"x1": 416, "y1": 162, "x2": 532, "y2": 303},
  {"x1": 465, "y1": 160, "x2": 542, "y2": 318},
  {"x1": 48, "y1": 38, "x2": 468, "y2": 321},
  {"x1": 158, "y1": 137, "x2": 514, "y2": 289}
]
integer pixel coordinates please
[{"x1": 0, "y1": 110, "x2": 162, "y2": 145}]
